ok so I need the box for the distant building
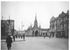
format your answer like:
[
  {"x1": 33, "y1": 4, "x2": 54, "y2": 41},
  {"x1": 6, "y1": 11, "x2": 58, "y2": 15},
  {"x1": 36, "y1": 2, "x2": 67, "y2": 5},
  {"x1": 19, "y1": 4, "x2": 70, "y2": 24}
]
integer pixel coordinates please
[
  {"x1": 50, "y1": 10, "x2": 69, "y2": 38},
  {"x1": 1, "y1": 20, "x2": 8, "y2": 37},
  {"x1": 25, "y1": 14, "x2": 50, "y2": 36},
  {"x1": 1, "y1": 19, "x2": 14, "y2": 39},
  {"x1": 7, "y1": 20, "x2": 14, "y2": 35}
]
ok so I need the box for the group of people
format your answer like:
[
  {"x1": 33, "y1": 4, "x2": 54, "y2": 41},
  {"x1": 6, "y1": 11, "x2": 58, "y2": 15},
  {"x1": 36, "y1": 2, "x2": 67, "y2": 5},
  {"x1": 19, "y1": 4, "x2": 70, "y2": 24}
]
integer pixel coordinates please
[{"x1": 6, "y1": 34, "x2": 25, "y2": 50}]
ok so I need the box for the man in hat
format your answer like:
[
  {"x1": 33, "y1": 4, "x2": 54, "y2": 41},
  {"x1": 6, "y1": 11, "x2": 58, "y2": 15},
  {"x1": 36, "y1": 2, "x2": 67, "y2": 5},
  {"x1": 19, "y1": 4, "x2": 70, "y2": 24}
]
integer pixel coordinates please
[{"x1": 6, "y1": 34, "x2": 12, "y2": 50}]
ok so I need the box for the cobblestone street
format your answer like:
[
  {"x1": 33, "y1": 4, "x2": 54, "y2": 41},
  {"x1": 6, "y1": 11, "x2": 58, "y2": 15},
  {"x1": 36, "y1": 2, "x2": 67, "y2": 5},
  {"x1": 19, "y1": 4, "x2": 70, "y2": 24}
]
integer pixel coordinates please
[{"x1": 1, "y1": 37, "x2": 68, "y2": 50}]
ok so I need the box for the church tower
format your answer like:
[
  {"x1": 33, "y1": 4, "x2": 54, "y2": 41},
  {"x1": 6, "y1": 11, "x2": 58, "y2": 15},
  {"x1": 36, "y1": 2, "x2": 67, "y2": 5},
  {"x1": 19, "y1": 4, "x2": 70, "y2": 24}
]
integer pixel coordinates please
[
  {"x1": 34, "y1": 13, "x2": 38, "y2": 28},
  {"x1": 32, "y1": 13, "x2": 39, "y2": 36}
]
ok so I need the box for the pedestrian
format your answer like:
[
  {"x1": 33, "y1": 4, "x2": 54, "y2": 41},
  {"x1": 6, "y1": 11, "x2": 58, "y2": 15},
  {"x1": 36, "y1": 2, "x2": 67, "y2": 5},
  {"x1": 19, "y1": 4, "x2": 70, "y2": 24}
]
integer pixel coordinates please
[
  {"x1": 44, "y1": 33, "x2": 46, "y2": 39},
  {"x1": 21, "y1": 35, "x2": 22, "y2": 39},
  {"x1": 6, "y1": 35, "x2": 12, "y2": 50},
  {"x1": 23, "y1": 34, "x2": 25, "y2": 41},
  {"x1": 13, "y1": 35, "x2": 15, "y2": 41},
  {"x1": 49, "y1": 34, "x2": 51, "y2": 38}
]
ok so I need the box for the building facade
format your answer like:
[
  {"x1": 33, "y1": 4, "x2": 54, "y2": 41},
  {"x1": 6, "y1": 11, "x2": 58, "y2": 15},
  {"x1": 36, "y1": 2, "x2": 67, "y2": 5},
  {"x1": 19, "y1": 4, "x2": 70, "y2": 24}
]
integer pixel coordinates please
[
  {"x1": 50, "y1": 10, "x2": 69, "y2": 38},
  {"x1": 49, "y1": 16, "x2": 57, "y2": 37},
  {"x1": 1, "y1": 19, "x2": 14, "y2": 39}
]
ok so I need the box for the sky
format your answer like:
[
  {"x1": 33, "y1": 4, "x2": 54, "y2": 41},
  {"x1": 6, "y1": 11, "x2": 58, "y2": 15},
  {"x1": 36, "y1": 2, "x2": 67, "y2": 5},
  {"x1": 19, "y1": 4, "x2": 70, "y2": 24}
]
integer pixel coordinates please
[{"x1": 1, "y1": 1, "x2": 69, "y2": 31}]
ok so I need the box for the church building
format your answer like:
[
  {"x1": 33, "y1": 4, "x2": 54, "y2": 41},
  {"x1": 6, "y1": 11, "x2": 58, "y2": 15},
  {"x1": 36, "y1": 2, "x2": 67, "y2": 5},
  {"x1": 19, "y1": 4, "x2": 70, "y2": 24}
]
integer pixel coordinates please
[{"x1": 25, "y1": 14, "x2": 50, "y2": 37}]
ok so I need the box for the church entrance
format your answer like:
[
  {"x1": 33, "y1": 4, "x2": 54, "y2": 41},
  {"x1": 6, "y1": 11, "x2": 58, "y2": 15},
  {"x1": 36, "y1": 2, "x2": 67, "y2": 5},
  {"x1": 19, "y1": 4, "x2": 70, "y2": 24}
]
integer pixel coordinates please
[{"x1": 35, "y1": 30, "x2": 38, "y2": 36}]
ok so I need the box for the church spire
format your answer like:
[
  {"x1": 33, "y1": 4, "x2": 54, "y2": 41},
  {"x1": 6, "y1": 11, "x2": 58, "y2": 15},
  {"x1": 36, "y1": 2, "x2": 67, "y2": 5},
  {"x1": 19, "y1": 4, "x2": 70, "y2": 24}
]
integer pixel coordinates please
[
  {"x1": 35, "y1": 12, "x2": 37, "y2": 20},
  {"x1": 34, "y1": 13, "x2": 38, "y2": 28}
]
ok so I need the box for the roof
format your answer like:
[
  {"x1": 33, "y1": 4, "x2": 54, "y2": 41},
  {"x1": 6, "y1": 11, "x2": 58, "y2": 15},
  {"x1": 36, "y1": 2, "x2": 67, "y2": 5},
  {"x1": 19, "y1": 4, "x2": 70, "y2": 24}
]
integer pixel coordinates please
[
  {"x1": 50, "y1": 16, "x2": 56, "y2": 22},
  {"x1": 40, "y1": 29, "x2": 48, "y2": 31}
]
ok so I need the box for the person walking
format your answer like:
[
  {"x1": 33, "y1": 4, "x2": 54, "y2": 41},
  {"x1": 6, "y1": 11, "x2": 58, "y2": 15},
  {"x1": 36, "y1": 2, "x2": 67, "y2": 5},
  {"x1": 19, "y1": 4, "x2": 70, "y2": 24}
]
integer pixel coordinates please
[
  {"x1": 23, "y1": 34, "x2": 25, "y2": 41},
  {"x1": 44, "y1": 33, "x2": 46, "y2": 39},
  {"x1": 6, "y1": 35, "x2": 12, "y2": 50}
]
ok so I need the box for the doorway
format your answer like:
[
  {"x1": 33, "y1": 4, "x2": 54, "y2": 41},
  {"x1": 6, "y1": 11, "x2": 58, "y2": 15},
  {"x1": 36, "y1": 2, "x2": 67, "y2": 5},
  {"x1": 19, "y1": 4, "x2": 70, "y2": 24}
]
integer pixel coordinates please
[{"x1": 35, "y1": 30, "x2": 38, "y2": 36}]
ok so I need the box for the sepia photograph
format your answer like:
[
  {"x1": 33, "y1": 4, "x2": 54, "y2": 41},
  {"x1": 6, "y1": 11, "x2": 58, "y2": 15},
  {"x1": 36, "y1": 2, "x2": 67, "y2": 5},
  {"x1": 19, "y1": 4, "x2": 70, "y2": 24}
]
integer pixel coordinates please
[{"x1": 1, "y1": 1, "x2": 69, "y2": 50}]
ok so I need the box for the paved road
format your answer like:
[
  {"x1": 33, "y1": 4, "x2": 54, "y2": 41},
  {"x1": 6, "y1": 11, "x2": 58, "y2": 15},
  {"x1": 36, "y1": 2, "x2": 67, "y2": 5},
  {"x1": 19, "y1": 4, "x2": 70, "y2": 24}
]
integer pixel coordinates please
[{"x1": 1, "y1": 37, "x2": 68, "y2": 50}]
